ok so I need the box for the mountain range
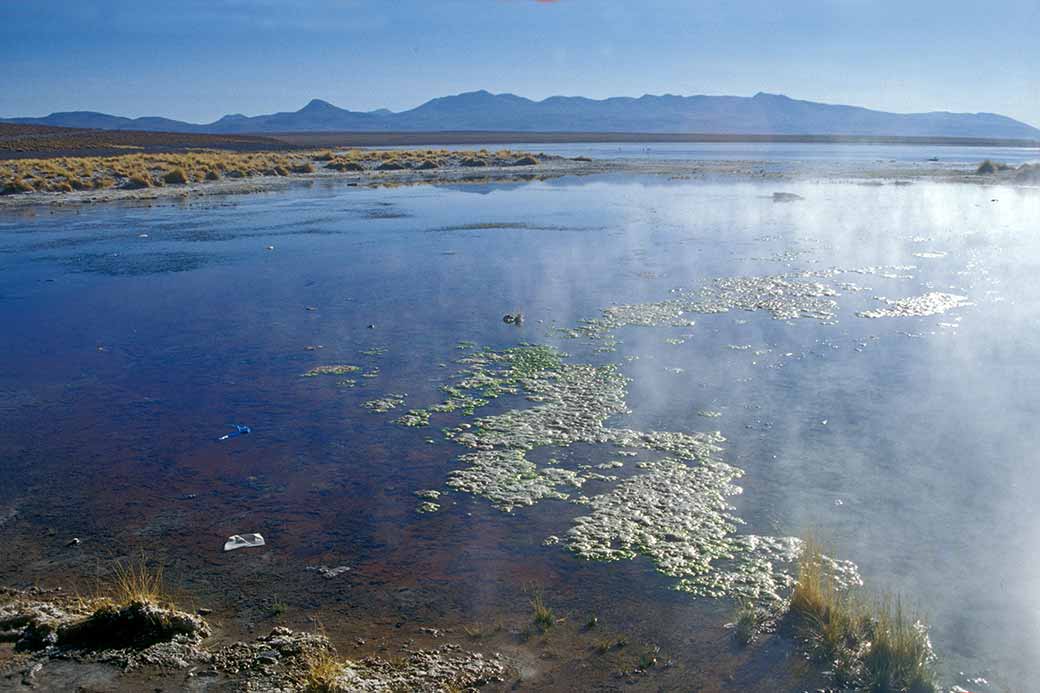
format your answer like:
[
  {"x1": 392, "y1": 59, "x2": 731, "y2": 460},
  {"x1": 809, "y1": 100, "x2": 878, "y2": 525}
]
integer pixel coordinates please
[{"x1": 5, "y1": 91, "x2": 1039, "y2": 140}]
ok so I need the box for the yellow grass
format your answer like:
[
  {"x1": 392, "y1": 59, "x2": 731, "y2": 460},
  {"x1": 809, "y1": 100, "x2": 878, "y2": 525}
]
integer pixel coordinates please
[
  {"x1": 303, "y1": 647, "x2": 346, "y2": 692},
  {"x1": 0, "y1": 147, "x2": 541, "y2": 196},
  {"x1": 788, "y1": 539, "x2": 936, "y2": 693},
  {"x1": 110, "y1": 558, "x2": 167, "y2": 605}
]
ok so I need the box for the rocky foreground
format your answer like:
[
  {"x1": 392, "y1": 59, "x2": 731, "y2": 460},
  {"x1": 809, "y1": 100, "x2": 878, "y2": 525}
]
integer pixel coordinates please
[{"x1": 0, "y1": 587, "x2": 508, "y2": 692}]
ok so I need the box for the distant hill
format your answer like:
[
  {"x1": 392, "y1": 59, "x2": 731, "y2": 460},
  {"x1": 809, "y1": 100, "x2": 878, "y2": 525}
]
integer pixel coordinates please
[{"x1": 5, "y1": 91, "x2": 1039, "y2": 140}]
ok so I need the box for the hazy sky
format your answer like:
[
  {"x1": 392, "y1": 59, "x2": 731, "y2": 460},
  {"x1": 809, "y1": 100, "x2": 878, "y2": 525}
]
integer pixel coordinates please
[{"x1": 2, "y1": 0, "x2": 1038, "y2": 126}]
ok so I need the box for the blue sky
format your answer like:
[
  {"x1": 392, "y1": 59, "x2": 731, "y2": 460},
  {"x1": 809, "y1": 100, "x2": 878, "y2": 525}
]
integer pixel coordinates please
[{"x1": 2, "y1": 1, "x2": 1038, "y2": 127}]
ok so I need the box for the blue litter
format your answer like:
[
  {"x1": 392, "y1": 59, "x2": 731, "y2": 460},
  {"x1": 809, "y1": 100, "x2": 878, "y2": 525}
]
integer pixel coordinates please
[{"x1": 219, "y1": 424, "x2": 252, "y2": 441}]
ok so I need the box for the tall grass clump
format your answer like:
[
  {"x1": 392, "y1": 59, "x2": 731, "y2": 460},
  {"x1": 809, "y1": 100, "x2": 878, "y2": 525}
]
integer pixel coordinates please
[
  {"x1": 861, "y1": 599, "x2": 936, "y2": 693},
  {"x1": 732, "y1": 601, "x2": 760, "y2": 646},
  {"x1": 163, "y1": 168, "x2": 189, "y2": 184},
  {"x1": 303, "y1": 646, "x2": 345, "y2": 692},
  {"x1": 787, "y1": 540, "x2": 937, "y2": 693},
  {"x1": 3, "y1": 177, "x2": 35, "y2": 194},
  {"x1": 976, "y1": 159, "x2": 1009, "y2": 174},
  {"x1": 110, "y1": 558, "x2": 167, "y2": 605},
  {"x1": 530, "y1": 593, "x2": 556, "y2": 631},
  {"x1": 124, "y1": 172, "x2": 152, "y2": 189}
]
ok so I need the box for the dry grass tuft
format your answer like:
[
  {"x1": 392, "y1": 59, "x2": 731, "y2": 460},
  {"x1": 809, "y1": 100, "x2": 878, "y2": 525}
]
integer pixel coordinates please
[
  {"x1": 125, "y1": 173, "x2": 152, "y2": 189},
  {"x1": 110, "y1": 558, "x2": 167, "y2": 606},
  {"x1": 303, "y1": 647, "x2": 346, "y2": 692},
  {"x1": 163, "y1": 168, "x2": 189, "y2": 184},
  {"x1": 531, "y1": 593, "x2": 556, "y2": 631},
  {"x1": 788, "y1": 539, "x2": 936, "y2": 693}
]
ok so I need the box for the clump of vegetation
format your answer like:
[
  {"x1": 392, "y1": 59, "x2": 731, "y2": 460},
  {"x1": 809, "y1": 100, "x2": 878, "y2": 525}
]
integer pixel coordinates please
[
  {"x1": 124, "y1": 173, "x2": 152, "y2": 189},
  {"x1": 506, "y1": 344, "x2": 564, "y2": 377},
  {"x1": 531, "y1": 593, "x2": 556, "y2": 631},
  {"x1": 786, "y1": 540, "x2": 937, "y2": 693},
  {"x1": 303, "y1": 646, "x2": 346, "y2": 692},
  {"x1": 163, "y1": 167, "x2": 189, "y2": 184},
  {"x1": 861, "y1": 600, "x2": 936, "y2": 693},
  {"x1": 2, "y1": 177, "x2": 35, "y2": 194},
  {"x1": 733, "y1": 601, "x2": 760, "y2": 646},
  {"x1": 326, "y1": 159, "x2": 364, "y2": 171},
  {"x1": 0, "y1": 147, "x2": 547, "y2": 198},
  {"x1": 636, "y1": 646, "x2": 659, "y2": 670},
  {"x1": 976, "y1": 159, "x2": 1010, "y2": 174},
  {"x1": 110, "y1": 558, "x2": 167, "y2": 605},
  {"x1": 303, "y1": 364, "x2": 361, "y2": 377},
  {"x1": 52, "y1": 557, "x2": 212, "y2": 651}
]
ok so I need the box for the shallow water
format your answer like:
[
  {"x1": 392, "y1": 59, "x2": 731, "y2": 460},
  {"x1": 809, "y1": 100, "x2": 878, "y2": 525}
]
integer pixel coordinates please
[
  {"x1": 1, "y1": 169, "x2": 1039, "y2": 691},
  {"x1": 384, "y1": 140, "x2": 1040, "y2": 166}
]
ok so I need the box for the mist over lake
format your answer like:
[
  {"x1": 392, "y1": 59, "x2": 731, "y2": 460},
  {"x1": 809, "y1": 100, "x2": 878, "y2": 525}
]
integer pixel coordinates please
[{"x1": 2, "y1": 144, "x2": 1038, "y2": 691}]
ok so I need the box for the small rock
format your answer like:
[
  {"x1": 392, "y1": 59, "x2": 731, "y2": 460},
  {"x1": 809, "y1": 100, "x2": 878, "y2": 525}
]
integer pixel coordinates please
[{"x1": 305, "y1": 565, "x2": 351, "y2": 579}]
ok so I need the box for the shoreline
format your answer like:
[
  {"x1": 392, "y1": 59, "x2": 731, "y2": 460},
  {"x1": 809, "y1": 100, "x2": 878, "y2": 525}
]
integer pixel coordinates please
[
  {"x1": 0, "y1": 582, "x2": 825, "y2": 691},
  {"x1": 1, "y1": 153, "x2": 1037, "y2": 212}
]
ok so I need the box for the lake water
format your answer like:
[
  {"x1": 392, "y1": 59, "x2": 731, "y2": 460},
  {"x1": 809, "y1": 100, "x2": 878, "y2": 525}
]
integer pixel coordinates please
[
  {"x1": 1, "y1": 160, "x2": 1038, "y2": 691},
  {"x1": 385, "y1": 140, "x2": 1040, "y2": 166}
]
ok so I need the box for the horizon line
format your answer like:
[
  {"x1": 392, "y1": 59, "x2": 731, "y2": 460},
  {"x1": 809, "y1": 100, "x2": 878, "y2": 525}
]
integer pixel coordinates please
[{"x1": 3, "y1": 89, "x2": 1031, "y2": 127}]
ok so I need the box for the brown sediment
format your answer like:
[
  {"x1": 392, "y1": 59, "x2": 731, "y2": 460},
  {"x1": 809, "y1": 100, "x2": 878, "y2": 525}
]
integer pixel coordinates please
[{"x1": 0, "y1": 584, "x2": 828, "y2": 692}]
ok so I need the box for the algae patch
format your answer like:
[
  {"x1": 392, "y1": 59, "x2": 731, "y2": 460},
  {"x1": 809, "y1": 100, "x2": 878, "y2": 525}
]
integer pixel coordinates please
[
  {"x1": 571, "y1": 271, "x2": 842, "y2": 339},
  {"x1": 857, "y1": 292, "x2": 971, "y2": 318},
  {"x1": 362, "y1": 394, "x2": 406, "y2": 413},
  {"x1": 372, "y1": 339, "x2": 830, "y2": 605},
  {"x1": 303, "y1": 364, "x2": 360, "y2": 377},
  {"x1": 567, "y1": 459, "x2": 805, "y2": 601}
]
